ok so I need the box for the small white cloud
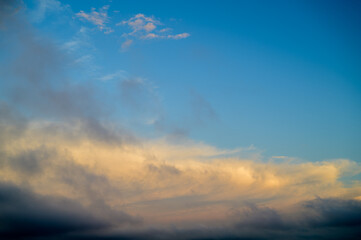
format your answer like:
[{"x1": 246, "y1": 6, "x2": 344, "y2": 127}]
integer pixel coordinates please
[
  {"x1": 118, "y1": 13, "x2": 190, "y2": 48},
  {"x1": 76, "y1": 5, "x2": 113, "y2": 33},
  {"x1": 74, "y1": 54, "x2": 93, "y2": 65},
  {"x1": 119, "y1": 13, "x2": 160, "y2": 36},
  {"x1": 144, "y1": 22, "x2": 156, "y2": 32},
  {"x1": 121, "y1": 39, "x2": 133, "y2": 51},
  {"x1": 168, "y1": 33, "x2": 190, "y2": 39},
  {"x1": 142, "y1": 33, "x2": 162, "y2": 39},
  {"x1": 98, "y1": 70, "x2": 127, "y2": 81},
  {"x1": 63, "y1": 40, "x2": 80, "y2": 52},
  {"x1": 159, "y1": 28, "x2": 172, "y2": 33}
]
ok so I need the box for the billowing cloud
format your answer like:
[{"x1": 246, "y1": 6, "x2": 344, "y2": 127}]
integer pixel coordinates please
[{"x1": 0, "y1": 116, "x2": 361, "y2": 239}]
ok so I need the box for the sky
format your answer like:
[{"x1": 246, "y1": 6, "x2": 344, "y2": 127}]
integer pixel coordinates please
[{"x1": 0, "y1": 0, "x2": 361, "y2": 239}]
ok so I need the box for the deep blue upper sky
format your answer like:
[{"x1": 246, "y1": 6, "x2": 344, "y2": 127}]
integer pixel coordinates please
[{"x1": 3, "y1": 0, "x2": 361, "y2": 161}]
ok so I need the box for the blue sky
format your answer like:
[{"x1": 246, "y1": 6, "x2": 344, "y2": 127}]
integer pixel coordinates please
[{"x1": 1, "y1": 0, "x2": 360, "y2": 162}]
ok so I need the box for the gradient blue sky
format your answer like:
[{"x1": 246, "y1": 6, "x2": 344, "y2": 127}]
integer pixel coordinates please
[{"x1": 5, "y1": 0, "x2": 361, "y2": 162}]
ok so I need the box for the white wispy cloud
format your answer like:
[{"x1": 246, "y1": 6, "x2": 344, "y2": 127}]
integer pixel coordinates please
[
  {"x1": 142, "y1": 32, "x2": 190, "y2": 40},
  {"x1": 98, "y1": 70, "x2": 127, "y2": 81},
  {"x1": 76, "y1": 5, "x2": 113, "y2": 34},
  {"x1": 30, "y1": 0, "x2": 66, "y2": 23},
  {"x1": 168, "y1": 32, "x2": 190, "y2": 39},
  {"x1": 121, "y1": 39, "x2": 133, "y2": 51},
  {"x1": 118, "y1": 13, "x2": 190, "y2": 50}
]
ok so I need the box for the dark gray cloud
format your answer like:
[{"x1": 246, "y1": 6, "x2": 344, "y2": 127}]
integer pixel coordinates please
[
  {"x1": 301, "y1": 198, "x2": 361, "y2": 228},
  {"x1": 0, "y1": 148, "x2": 141, "y2": 239},
  {"x1": 0, "y1": 182, "x2": 109, "y2": 239},
  {"x1": 232, "y1": 203, "x2": 287, "y2": 231},
  {"x1": 5, "y1": 197, "x2": 357, "y2": 240},
  {"x1": 228, "y1": 198, "x2": 361, "y2": 240}
]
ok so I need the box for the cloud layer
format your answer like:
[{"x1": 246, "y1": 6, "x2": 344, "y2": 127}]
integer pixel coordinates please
[{"x1": 0, "y1": 116, "x2": 361, "y2": 239}]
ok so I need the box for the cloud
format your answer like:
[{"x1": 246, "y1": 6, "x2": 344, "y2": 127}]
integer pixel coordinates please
[
  {"x1": 168, "y1": 32, "x2": 190, "y2": 39},
  {"x1": 144, "y1": 22, "x2": 156, "y2": 32},
  {"x1": 119, "y1": 13, "x2": 160, "y2": 35},
  {"x1": 141, "y1": 32, "x2": 191, "y2": 40},
  {"x1": 121, "y1": 39, "x2": 133, "y2": 51},
  {"x1": 159, "y1": 28, "x2": 172, "y2": 33},
  {"x1": 118, "y1": 13, "x2": 190, "y2": 49},
  {"x1": 76, "y1": 5, "x2": 113, "y2": 33},
  {"x1": 0, "y1": 182, "x2": 138, "y2": 239},
  {"x1": 98, "y1": 70, "x2": 128, "y2": 81},
  {"x1": 300, "y1": 198, "x2": 361, "y2": 228},
  {"x1": 1, "y1": 106, "x2": 361, "y2": 239}
]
